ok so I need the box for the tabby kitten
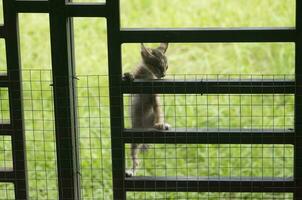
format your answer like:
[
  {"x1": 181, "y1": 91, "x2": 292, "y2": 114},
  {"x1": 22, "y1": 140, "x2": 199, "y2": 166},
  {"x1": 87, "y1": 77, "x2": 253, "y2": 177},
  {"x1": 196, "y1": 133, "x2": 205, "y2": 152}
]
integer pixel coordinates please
[{"x1": 123, "y1": 43, "x2": 170, "y2": 177}]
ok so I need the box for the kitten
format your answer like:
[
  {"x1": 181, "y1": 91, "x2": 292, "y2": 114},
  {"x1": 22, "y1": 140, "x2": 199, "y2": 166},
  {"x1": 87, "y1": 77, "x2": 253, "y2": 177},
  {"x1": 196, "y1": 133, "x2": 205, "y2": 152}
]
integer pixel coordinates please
[{"x1": 123, "y1": 43, "x2": 170, "y2": 177}]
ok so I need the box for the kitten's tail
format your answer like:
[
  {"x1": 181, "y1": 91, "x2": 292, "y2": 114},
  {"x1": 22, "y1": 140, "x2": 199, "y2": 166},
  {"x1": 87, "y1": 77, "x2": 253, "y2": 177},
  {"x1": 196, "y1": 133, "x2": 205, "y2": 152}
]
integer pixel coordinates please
[{"x1": 140, "y1": 144, "x2": 150, "y2": 152}]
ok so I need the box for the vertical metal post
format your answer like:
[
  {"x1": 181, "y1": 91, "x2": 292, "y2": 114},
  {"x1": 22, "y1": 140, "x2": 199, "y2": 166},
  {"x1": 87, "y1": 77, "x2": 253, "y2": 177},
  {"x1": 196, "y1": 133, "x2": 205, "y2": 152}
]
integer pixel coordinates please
[
  {"x1": 295, "y1": 1, "x2": 302, "y2": 199},
  {"x1": 107, "y1": 0, "x2": 126, "y2": 199},
  {"x1": 49, "y1": 0, "x2": 80, "y2": 199},
  {"x1": 3, "y1": 0, "x2": 28, "y2": 199}
]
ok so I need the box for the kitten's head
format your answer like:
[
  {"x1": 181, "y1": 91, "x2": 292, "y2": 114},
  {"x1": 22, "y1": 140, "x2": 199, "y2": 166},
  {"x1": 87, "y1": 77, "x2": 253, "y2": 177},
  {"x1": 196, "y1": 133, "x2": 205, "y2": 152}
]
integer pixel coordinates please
[{"x1": 141, "y1": 43, "x2": 169, "y2": 78}]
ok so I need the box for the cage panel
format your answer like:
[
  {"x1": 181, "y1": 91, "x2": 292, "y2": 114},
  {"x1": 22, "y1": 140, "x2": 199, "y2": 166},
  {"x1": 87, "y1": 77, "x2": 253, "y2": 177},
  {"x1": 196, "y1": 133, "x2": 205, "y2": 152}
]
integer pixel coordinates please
[
  {"x1": 124, "y1": 93, "x2": 294, "y2": 130},
  {"x1": 4, "y1": 0, "x2": 28, "y2": 197},
  {"x1": 125, "y1": 144, "x2": 293, "y2": 179},
  {"x1": 0, "y1": 136, "x2": 12, "y2": 170},
  {"x1": 0, "y1": 88, "x2": 9, "y2": 124},
  {"x1": 13, "y1": 11, "x2": 55, "y2": 200},
  {"x1": 0, "y1": 71, "x2": 294, "y2": 199},
  {"x1": 122, "y1": 72, "x2": 295, "y2": 198},
  {"x1": 127, "y1": 192, "x2": 293, "y2": 200},
  {"x1": 22, "y1": 70, "x2": 58, "y2": 199},
  {"x1": 73, "y1": 17, "x2": 112, "y2": 199},
  {"x1": 76, "y1": 75, "x2": 112, "y2": 200},
  {"x1": 0, "y1": 183, "x2": 14, "y2": 200},
  {"x1": 0, "y1": 0, "x2": 299, "y2": 198}
]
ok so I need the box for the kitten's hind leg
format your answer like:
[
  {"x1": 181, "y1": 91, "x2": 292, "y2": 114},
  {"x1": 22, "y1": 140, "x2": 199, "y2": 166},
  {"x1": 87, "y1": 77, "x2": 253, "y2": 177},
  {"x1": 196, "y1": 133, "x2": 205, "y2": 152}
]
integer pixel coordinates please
[
  {"x1": 153, "y1": 95, "x2": 171, "y2": 130},
  {"x1": 126, "y1": 143, "x2": 140, "y2": 177}
]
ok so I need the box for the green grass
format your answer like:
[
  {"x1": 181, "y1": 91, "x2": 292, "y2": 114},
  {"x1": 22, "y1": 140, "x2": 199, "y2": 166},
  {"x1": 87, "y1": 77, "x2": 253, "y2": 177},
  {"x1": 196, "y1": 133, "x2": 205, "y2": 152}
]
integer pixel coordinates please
[
  {"x1": 120, "y1": 0, "x2": 295, "y2": 28},
  {"x1": 0, "y1": 1, "x2": 297, "y2": 199}
]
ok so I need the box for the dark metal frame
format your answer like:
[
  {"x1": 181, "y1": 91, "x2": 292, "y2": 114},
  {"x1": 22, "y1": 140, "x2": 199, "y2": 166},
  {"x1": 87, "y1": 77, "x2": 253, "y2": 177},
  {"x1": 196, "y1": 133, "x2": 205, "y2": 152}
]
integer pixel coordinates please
[
  {"x1": 1, "y1": 0, "x2": 301, "y2": 199},
  {"x1": 2, "y1": 0, "x2": 28, "y2": 199}
]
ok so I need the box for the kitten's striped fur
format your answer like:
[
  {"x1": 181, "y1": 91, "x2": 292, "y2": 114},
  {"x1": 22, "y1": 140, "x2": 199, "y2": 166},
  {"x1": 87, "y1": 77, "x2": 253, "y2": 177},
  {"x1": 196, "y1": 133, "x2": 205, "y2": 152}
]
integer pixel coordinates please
[{"x1": 124, "y1": 43, "x2": 170, "y2": 177}]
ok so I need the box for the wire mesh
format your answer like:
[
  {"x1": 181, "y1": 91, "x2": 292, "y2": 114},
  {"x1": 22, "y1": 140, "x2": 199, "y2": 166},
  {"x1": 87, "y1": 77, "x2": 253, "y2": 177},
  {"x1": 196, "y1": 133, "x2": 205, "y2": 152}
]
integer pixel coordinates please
[
  {"x1": 0, "y1": 88, "x2": 10, "y2": 124},
  {"x1": 0, "y1": 136, "x2": 12, "y2": 171},
  {"x1": 76, "y1": 74, "x2": 112, "y2": 199},
  {"x1": 22, "y1": 69, "x2": 58, "y2": 199},
  {"x1": 0, "y1": 183, "x2": 14, "y2": 200},
  {"x1": 0, "y1": 70, "x2": 296, "y2": 199},
  {"x1": 126, "y1": 192, "x2": 294, "y2": 200},
  {"x1": 123, "y1": 74, "x2": 295, "y2": 199}
]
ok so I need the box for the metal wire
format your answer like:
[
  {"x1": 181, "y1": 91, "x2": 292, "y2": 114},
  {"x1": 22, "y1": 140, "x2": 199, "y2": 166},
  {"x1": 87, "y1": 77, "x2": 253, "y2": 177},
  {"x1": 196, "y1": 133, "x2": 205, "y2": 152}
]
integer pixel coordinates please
[
  {"x1": 76, "y1": 74, "x2": 112, "y2": 200},
  {"x1": 0, "y1": 70, "x2": 296, "y2": 199},
  {"x1": 124, "y1": 74, "x2": 294, "y2": 199},
  {"x1": 22, "y1": 69, "x2": 58, "y2": 199}
]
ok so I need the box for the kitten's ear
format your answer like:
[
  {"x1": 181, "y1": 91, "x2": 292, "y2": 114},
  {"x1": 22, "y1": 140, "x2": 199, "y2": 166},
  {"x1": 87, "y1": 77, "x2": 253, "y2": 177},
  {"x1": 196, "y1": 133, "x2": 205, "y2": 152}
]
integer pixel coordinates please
[
  {"x1": 157, "y1": 43, "x2": 169, "y2": 53},
  {"x1": 141, "y1": 43, "x2": 153, "y2": 58}
]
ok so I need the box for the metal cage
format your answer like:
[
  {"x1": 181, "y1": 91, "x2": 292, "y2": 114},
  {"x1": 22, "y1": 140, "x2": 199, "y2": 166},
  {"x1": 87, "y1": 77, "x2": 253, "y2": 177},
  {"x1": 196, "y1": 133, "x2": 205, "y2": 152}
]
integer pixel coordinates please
[{"x1": 1, "y1": 0, "x2": 301, "y2": 199}]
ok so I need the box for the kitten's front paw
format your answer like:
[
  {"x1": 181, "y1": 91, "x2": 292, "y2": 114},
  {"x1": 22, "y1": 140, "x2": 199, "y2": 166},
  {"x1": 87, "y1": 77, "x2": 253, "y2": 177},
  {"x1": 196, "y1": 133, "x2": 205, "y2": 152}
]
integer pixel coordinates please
[
  {"x1": 154, "y1": 123, "x2": 171, "y2": 130},
  {"x1": 123, "y1": 72, "x2": 134, "y2": 81},
  {"x1": 125, "y1": 170, "x2": 134, "y2": 177}
]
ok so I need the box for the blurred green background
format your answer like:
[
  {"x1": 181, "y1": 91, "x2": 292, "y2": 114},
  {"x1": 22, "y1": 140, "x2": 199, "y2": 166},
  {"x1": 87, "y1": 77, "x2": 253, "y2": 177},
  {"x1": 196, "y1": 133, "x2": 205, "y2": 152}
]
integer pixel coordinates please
[{"x1": 0, "y1": 0, "x2": 297, "y2": 199}]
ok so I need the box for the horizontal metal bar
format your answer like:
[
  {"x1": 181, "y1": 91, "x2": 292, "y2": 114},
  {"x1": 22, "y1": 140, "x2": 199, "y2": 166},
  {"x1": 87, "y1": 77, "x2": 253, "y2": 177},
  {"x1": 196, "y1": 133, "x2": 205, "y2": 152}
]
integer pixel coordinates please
[
  {"x1": 15, "y1": 1, "x2": 108, "y2": 16},
  {"x1": 66, "y1": 3, "x2": 107, "y2": 17},
  {"x1": 0, "y1": 26, "x2": 4, "y2": 38},
  {"x1": 122, "y1": 79, "x2": 296, "y2": 94},
  {"x1": 0, "y1": 73, "x2": 9, "y2": 87},
  {"x1": 0, "y1": 169, "x2": 15, "y2": 182},
  {"x1": 123, "y1": 128, "x2": 296, "y2": 144},
  {"x1": 125, "y1": 176, "x2": 295, "y2": 192},
  {"x1": 0, "y1": 121, "x2": 12, "y2": 135},
  {"x1": 120, "y1": 27, "x2": 296, "y2": 43},
  {"x1": 15, "y1": 0, "x2": 49, "y2": 13}
]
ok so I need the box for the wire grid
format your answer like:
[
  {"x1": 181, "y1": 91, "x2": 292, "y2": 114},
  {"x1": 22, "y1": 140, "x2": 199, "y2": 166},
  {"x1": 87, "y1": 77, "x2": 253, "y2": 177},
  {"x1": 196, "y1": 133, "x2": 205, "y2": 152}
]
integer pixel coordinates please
[
  {"x1": 0, "y1": 87, "x2": 11, "y2": 174},
  {"x1": 0, "y1": 88, "x2": 12, "y2": 175},
  {"x1": 0, "y1": 135, "x2": 13, "y2": 200},
  {"x1": 22, "y1": 69, "x2": 58, "y2": 199},
  {"x1": 0, "y1": 71, "x2": 296, "y2": 199},
  {"x1": 126, "y1": 192, "x2": 293, "y2": 200},
  {"x1": 0, "y1": 82, "x2": 14, "y2": 199},
  {"x1": 0, "y1": 183, "x2": 14, "y2": 200},
  {"x1": 126, "y1": 182, "x2": 294, "y2": 199},
  {"x1": 76, "y1": 74, "x2": 112, "y2": 199},
  {"x1": 124, "y1": 74, "x2": 294, "y2": 199},
  {"x1": 0, "y1": 88, "x2": 10, "y2": 124},
  {"x1": 0, "y1": 135, "x2": 12, "y2": 171}
]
